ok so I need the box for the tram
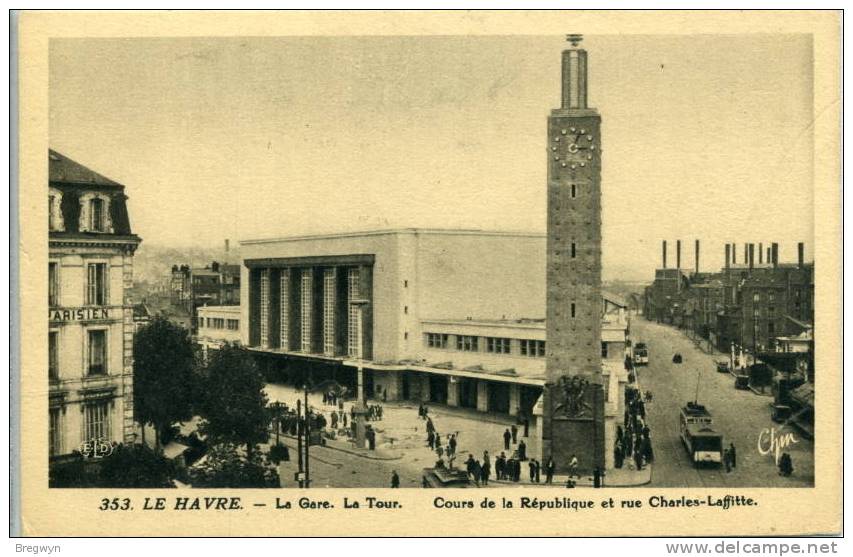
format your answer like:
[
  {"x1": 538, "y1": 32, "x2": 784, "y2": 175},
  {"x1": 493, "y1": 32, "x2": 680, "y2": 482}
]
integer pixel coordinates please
[
  {"x1": 634, "y1": 342, "x2": 649, "y2": 366},
  {"x1": 679, "y1": 402, "x2": 724, "y2": 467}
]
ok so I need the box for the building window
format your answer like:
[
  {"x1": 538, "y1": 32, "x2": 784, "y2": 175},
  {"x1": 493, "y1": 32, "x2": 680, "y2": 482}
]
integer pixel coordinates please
[
  {"x1": 571, "y1": 242, "x2": 577, "y2": 258},
  {"x1": 456, "y1": 335, "x2": 479, "y2": 352},
  {"x1": 86, "y1": 263, "x2": 108, "y2": 306},
  {"x1": 90, "y1": 198, "x2": 106, "y2": 232},
  {"x1": 347, "y1": 268, "x2": 360, "y2": 357},
  {"x1": 207, "y1": 318, "x2": 212, "y2": 328},
  {"x1": 49, "y1": 195, "x2": 56, "y2": 230},
  {"x1": 426, "y1": 333, "x2": 449, "y2": 349},
  {"x1": 87, "y1": 330, "x2": 107, "y2": 376},
  {"x1": 84, "y1": 402, "x2": 110, "y2": 444},
  {"x1": 753, "y1": 293, "x2": 760, "y2": 303},
  {"x1": 49, "y1": 408, "x2": 61, "y2": 457},
  {"x1": 259, "y1": 269, "x2": 270, "y2": 348},
  {"x1": 49, "y1": 331, "x2": 59, "y2": 381},
  {"x1": 227, "y1": 319, "x2": 239, "y2": 331},
  {"x1": 486, "y1": 337, "x2": 511, "y2": 354},
  {"x1": 601, "y1": 342, "x2": 608, "y2": 358},
  {"x1": 323, "y1": 268, "x2": 337, "y2": 356},
  {"x1": 404, "y1": 280, "x2": 408, "y2": 288},
  {"x1": 520, "y1": 339, "x2": 546, "y2": 357},
  {"x1": 571, "y1": 303, "x2": 576, "y2": 318},
  {"x1": 198, "y1": 316, "x2": 204, "y2": 329},
  {"x1": 49, "y1": 262, "x2": 59, "y2": 307},
  {"x1": 213, "y1": 318, "x2": 225, "y2": 329},
  {"x1": 300, "y1": 270, "x2": 313, "y2": 353},
  {"x1": 280, "y1": 272, "x2": 290, "y2": 350}
]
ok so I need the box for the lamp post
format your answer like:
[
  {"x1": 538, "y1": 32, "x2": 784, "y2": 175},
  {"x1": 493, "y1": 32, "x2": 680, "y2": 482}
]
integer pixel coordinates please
[{"x1": 349, "y1": 298, "x2": 369, "y2": 449}]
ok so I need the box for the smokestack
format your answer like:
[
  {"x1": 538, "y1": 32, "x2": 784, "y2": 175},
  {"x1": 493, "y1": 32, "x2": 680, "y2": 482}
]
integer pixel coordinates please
[
  {"x1": 695, "y1": 239, "x2": 700, "y2": 274},
  {"x1": 744, "y1": 243, "x2": 749, "y2": 266},
  {"x1": 767, "y1": 246, "x2": 771, "y2": 264},
  {"x1": 798, "y1": 242, "x2": 804, "y2": 267},
  {"x1": 758, "y1": 242, "x2": 763, "y2": 264},
  {"x1": 725, "y1": 244, "x2": 731, "y2": 269},
  {"x1": 748, "y1": 243, "x2": 754, "y2": 269},
  {"x1": 662, "y1": 240, "x2": 667, "y2": 269},
  {"x1": 676, "y1": 240, "x2": 682, "y2": 270},
  {"x1": 772, "y1": 243, "x2": 779, "y2": 267},
  {"x1": 732, "y1": 243, "x2": 737, "y2": 265}
]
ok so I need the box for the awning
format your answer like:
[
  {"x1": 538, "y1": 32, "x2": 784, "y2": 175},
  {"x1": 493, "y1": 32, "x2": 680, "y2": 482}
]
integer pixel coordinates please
[{"x1": 789, "y1": 382, "x2": 815, "y2": 409}]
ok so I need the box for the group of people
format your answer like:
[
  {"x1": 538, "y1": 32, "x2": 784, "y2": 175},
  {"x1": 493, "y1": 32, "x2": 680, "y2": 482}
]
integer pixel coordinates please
[
  {"x1": 615, "y1": 387, "x2": 654, "y2": 471},
  {"x1": 365, "y1": 404, "x2": 384, "y2": 421},
  {"x1": 424, "y1": 415, "x2": 460, "y2": 462},
  {"x1": 321, "y1": 391, "x2": 343, "y2": 407}
]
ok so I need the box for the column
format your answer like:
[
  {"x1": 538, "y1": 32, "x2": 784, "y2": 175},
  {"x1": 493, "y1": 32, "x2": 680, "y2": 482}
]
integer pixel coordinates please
[
  {"x1": 447, "y1": 378, "x2": 460, "y2": 407},
  {"x1": 300, "y1": 269, "x2": 312, "y2": 353},
  {"x1": 259, "y1": 269, "x2": 270, "y2": 348},
  {"x1": 476, "y1": 380, "x2": 489, "y2": 412},
  {"x1": 279, "y1": 271, "x2": 290, "y2": 350},
  {"x1": 323, "y1": 268, "x2": 336, "y2": 356},
  {"x1": 420, "y1": 374, "x2": 431, "y2": 403},
  {"x1": 509, "y1": 384, "x2": 521, "y2": 417}
]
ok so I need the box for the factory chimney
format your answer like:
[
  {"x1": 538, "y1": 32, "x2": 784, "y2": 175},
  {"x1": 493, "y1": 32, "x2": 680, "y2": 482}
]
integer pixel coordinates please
[
  {"x1": 662, "y1": 240, "x2": 667, "y2": 269},
  {"x1": 732, "y1": 243, "x2": 737, "y2": 265},
  {"x1": 676, "y1": 240, "x2": 682, "y2": 270},
  {"x1": 758, "y1": 242, "x2": 763, "y2": 264},
  {"x1": 772, "y1": 243, "x2": 779, "y2": 267},
  {"x1": 725, "y1": 244, "x2": 730, "y2": 270},
  {"x1": 748, "y1": 243, "x2": 754, "y2": 270},
  {"x1": 798, "y1": 242, "x2": 804, "y2": 268},
  {"x1": 695, "y1": 239, "x2": 700, "y2": 274}
]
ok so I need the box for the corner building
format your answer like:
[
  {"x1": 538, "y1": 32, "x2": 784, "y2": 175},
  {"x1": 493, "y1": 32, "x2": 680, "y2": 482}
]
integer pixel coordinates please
[{"x1": 48, "y1": 150, "x2": 141, "y2": 463}]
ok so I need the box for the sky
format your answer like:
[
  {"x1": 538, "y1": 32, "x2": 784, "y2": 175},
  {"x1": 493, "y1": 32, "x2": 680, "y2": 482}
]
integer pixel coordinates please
[{"x1": 49, "y1": 34, "x2": 814, "y2": 281}]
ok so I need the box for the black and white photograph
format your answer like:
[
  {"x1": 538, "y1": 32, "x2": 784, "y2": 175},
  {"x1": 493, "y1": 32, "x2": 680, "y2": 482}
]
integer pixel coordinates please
[{"x1": 14, "y1": 9, "x2": 842, "y2": 538}]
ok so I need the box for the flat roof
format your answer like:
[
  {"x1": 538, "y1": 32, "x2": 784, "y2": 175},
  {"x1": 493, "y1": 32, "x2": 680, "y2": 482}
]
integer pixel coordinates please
[{"x1": 241, "y1": 227, "x2": 545, "y2": 246}]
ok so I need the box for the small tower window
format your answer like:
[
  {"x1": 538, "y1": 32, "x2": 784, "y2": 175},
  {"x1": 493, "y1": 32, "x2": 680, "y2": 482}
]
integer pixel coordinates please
[
  {"x1": 571, "y1": 303, "x2": 576, "y2": 318},
  {"x1": 571, "y1": 184, "x2": 577, "y2": 198},
  {"x1": 571, "y1": 242, "x2": 577, "y2": 258}
]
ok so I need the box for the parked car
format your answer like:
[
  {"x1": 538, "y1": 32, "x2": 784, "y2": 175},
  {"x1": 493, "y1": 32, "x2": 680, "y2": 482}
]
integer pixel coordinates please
[{"x1": 716, "y1": 361, "x2": 730, "y2": 373}]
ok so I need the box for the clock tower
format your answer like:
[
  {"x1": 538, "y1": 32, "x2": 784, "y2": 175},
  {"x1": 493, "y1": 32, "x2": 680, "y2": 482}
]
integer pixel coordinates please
[{"x1": 542, "y1": 35, "x2": 606, "y2": 474}]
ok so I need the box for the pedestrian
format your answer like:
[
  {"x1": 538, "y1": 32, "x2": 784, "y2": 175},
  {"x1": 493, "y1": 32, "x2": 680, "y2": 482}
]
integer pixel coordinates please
[
  {"x1": 331, "y1": 412, "x2": 338, "y2": 429},
  {"x1": 624, "y1": 431, "x2": 633, "y2": 459},
  {"x1": 723, "y1": 448, "x2": 732, "y2": 473},
  {"x1": 518, "y1": 439, "x2": 527, "y2": 461},
  {"x1": 342, "y1": 412, "x2": 348, "y2": 429},
  {"x1": 436, "y1": 444, "x2": 444, "y2": 459},
  {"x1": 383, "y1": 390, "x2": 387, "y2": 402},
  {"x1": 534, "y1": 459, "x2": 541, "y2": 483},
  {"x1": 482, "y1": 453, "x2": 491, "y2": 485},
  {"x1": 322, "y1": 392, "x2": 328, "y2": 405},
  {"x1": 465, "y1": 454, "x2": 476, "y2": 478},
  {"x1": 426, "y1": 417, "x2": 435, "y2": 435},
  {"x1": 614, "y1": 440, "x2": 624, "y2": 469},
  {"x1": 418, "y1": 403, "x2": 424, "y2": 419},
  {"x1": 511, "y1": 424, "x2": 518, "y2": 444},
  {"x1": 503, "y1": 428, "x2": 511, "y2": 450},
  {"x1": 423, "y1": 405, "x2": 429, "y2": 420},
  {"x1": 391, "y1": 470, "x2": 400, "y2": 488},
  {"x1": 427, "y1": 430, "x2": 435, "y2": 449},
  {"x1": 495, "y1": 453, "x2": 505, "y2": 480},
  {"x1": 569, "y1": 454, "x2": 579, "y2": 478},
  {"x1": 545, "y1": 457, "x2": 555, "y2": 484},
  {"x1": 633, "y1": 446, "x2": 643, "y2": 471},
  {"x1": 434, "y1": 432, "x2": 441, "y2": 449},
  {"x1": 643, "y1": 436, "x2": 654, "y2": 464},
  {"x1": 513, "y1": 456, "x2": 522, "y2": 482},
  {"x1": 367, "y1": 427, "x2": 376, "y2": 451},
  {"x1": 779, "y1": 453, "x2": 793, "y2": 477},
  {"x1": 593, "y1": 467, "x2": 601, "y2": 488},
  {"x1": 729, "y1": 443, "x2": 737, "y2": 468},
  {"x1": 528, "y1": 460, "x2": 536, "y2": 482},
  {"x1": 449, "y1": 434, "x2": 457, "y2": 457}
]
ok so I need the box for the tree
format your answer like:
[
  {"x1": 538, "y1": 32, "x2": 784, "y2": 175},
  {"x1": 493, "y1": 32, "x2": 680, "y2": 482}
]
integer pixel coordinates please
[
  {"x1": 197, "y1": 343, "x2": 269, "y2": 459},
  {"x1": 134, "y1": 316, "x2": 196, "y2": 450},
  {"x1": 49, "y1": 444, "x2": 176, "y2": 488},
  {"x1": 189, "y1": 444, "x2": 279, "y2": 488}
]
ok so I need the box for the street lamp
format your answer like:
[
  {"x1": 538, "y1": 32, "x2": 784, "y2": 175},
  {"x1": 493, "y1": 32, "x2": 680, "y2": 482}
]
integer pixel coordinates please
[{"x1": 349, "y1": 299, "x2": 370, "y2": 449}]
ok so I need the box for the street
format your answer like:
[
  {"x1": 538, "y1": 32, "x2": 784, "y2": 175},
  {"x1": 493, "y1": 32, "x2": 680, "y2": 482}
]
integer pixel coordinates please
[{"x1": 632, "y1": 318, "x2": 814, "y2": 488}]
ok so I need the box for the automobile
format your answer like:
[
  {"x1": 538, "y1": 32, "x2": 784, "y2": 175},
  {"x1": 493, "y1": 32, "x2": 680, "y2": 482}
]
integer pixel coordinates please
[
  {"x1": 772, "y1": 404, "x2": 792, "y2": 423},
  {"x1": 672, "y1": 353, "x2": 683, "y2": 364},
  {"x1": 734, "y1": 374, "x2": 750, "y2": 390},
  {"x1": 716, "y1": 361, "x2": 730, "y2": 373}
]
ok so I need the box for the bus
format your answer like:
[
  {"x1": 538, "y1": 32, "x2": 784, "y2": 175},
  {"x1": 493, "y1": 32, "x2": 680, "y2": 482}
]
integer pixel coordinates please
[
  {"x1": 679, "y1": 402, "x2": 724, "y2": 467},
  {"x1": 634, "y1": 342, "x2": 649, "y2": 366}
]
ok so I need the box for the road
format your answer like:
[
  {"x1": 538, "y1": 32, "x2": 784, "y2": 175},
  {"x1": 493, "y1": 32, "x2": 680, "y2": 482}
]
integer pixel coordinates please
[{"x1": 632, "y1": 318, "x2": 814, "y2": 488}]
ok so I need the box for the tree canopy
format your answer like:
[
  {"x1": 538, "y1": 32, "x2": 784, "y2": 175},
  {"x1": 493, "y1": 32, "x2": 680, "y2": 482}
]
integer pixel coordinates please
[
  {"x1": 134, "y1": 315, "x2": 197, "y2": 448},
  {"x1": 197, "y1": 343, "x2": 269, "y2": 458}
]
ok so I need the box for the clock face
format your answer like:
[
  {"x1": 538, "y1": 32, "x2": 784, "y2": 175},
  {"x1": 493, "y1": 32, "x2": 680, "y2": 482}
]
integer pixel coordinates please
[{"x1": 551, "y1": 126, "x2": 597, "y2": 171}]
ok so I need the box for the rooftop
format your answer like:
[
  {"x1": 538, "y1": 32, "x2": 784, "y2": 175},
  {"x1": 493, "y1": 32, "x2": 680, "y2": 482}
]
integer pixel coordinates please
[{"x1": 49, "y1": 149, "x2": 122, "y2": 187}]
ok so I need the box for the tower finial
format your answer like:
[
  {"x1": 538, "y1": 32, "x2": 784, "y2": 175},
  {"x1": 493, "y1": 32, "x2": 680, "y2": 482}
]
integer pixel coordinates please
[{"x1": 566, "y1": 34, "x2": 583, "y2": 47}]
